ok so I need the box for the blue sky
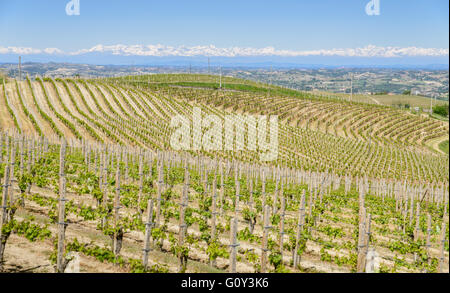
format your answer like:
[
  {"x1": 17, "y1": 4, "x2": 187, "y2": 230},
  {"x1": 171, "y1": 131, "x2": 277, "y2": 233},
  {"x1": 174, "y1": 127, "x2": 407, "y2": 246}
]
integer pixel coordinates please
[{"x1": 0, "y1": 0, "x2": 448, "y2": 65}]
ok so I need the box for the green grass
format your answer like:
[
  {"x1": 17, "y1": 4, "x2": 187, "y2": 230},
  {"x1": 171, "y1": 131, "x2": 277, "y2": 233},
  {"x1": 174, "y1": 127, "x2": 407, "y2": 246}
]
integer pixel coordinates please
[
  {"x1": 118, "y1": 73, "x2": 349, "y2": 102},
  {"x1": 365, "y1": 95, "x2": 447, "y2": 108},
  {"x1": 165, "y1": 81, "x2": 292, "y2": 94},
  {"x1": 439, "y1": 140, "x2": 449, "y2": 154},
  {"x1": 430, "y1": 113, "x2": 449, "y2": 122},
  {"x1": 139, "y1": 80, "x2": 338, "y2": 102},
  {"x1": 314, "y1": 91, "x2": 448, "y2": 108}
]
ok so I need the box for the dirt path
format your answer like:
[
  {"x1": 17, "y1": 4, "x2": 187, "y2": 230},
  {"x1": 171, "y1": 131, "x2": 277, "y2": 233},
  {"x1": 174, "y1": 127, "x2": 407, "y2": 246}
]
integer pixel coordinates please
[
  {"x1": 55, "y1": 80, "x2": 111, "y2": 144},
  {"x1": 66, "y1": 81, "x2": 95, "y2": 118},
  {"x1": 133, "y1": 89, "x2": 167, "y2": 120},
  {"x1": 73, "y1": 81, "x2": 109, "y2": 120},
  {"x1": 0, "y1": 84, "x2": 16, "y2": 131},
  {"x1": 3, "y1": 175, "x2": 448, "y2": 274},
  {"x1": 5, "y1": 189, "x2": 224, "y2": 273},
  {"x1": 40, "y1": 81, "x2": 81, "y2": 141},
  {"x1": 370, "y1": 96, "x2": 381, "y2": 105},
  {"x1": 111, "y1": 85, "x2": 148, "y2": 119},
  {"x1": 5, "y1": 83, "x2": 35, "y2": 135},
  {"x1": 19, "y1": 81, "x2": 56, "y2": 139},
  {"x1": 427, "y1": 136, "x2": 449, "y2": 154},
  {"x1": 94, "y1": 84, "x2": 130, "y2": 119},
  {"x1": 32, "y1": 81, "x2": 75, "y2": 141},
  {"x1": 66, "y1": 81, "x2": 116, "y2": 145}
]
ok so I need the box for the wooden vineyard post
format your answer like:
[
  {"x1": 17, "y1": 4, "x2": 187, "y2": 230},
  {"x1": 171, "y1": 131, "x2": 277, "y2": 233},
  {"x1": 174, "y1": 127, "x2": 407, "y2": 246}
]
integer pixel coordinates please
[
  {"x1": 273, "y1": 174, "x2": 279, "y2": 214},
  {"x1": 124, "y1": 150, "x2": 129, "y2": 184},
  {"x1": 414, "y1": 202, "x2": 421, "y2": 241},
  {"x1": 293, "y1": 190, "x2": 306, "y2": 268},
  {"x1": 426, "y1": 214, "x2": 432, "y2": 266},
  {"x1": 57, "y1": 139, "x2": 67, "y2": 273},
  {"x1": 27, "y1": 139, "x2": 32, "y2": 174},
  {"x1": 413, "y1": 201, "x2": 421, "y2": 262},
  {"x1": 409, "y1": 191, "x2": 414, "y2": 225},
  {"x1": 229, "y1": 216, "x2": 238, "y2": 273},
  {"x1": 210, "y1": 166, "x2": 218, "y2": 267},
  {"x1": 402, "y1": 190, "x2": 408, "y2": 234},
  {"x1": 308, "y1": 187, "x2": 313, "y2": 220},
  {"x1": 108, "y1": 148, "x2": 113, "y2": 171},
  {"x1": 83, "y1": 141, "x2": 88, "y2": 166},
  {"x1": 31, "y1": 138, "x2": 36, "y2": 169},
  {"x1": 34, "y1": 137, "x2": 39, "y2": 162},
  {"x1": 203, "y1": 163, "x2": 208, "y2": 201},
  {"x1": 438, "y1": 220, "x2": 447, "y2": 273},
  {"x1": 248, "y1": 173, "x2": 257, "y2": 234},
  {"x1": 279, "y1": 196, "x2": 286, "y2": 258},
  {"x1": 113, "y1": 159, "x2": 122, "y2": 258},
  {"x1": 155, "y1": 162, "x2": 163, "y2": 229},
  {"x1": 261, "y1": 170, "x2": 266, "y2": 224},
  {"x1": 137, "y1": 152, "x2": 144, "y2": 214},
  {"x1": 95, "y1": 150, "x2": 99, "y2": 176},
  {"x1": 248, "y1": 174, "x2": 254, "y2": 211},
  {"x1": 356, "y1": 206, "x2": 366, "y2": 273},
  {"x1": 211, "y1": 167, "x2": 217, "y2": 241},
  {"x1": 101, "y1": 150, "x2": 108, "y2": 229},
  {"x1": 8, "y1": 140, "x2": 16, "y2": 204},
  {"x1": 98, "y1": 152, "x2": 103, "y2": 207},
  {"x1": 19, "y1": 136, "x2": 24, "y2": 177},
  {"x1": 364, "y1": 213, "x2": 372, "y2": 268},
  {"x1": 395, "y1": 185, "x2": 399, "y2": 213},
  {"x1": 261, "y1": 205, "x2": 271, "y2": 273},
  {"x1": 0, "y1": 134, "x2": 3, "y2": 167},
  {"x1": 234, "y1": 170, "x2": 241, "y2": 221},
  {"x1": 219, "y1": 162, "x2": 224, "y2": 216},
  {"x1": 202, "y1": 165, "x2": 209, "y2": 233},
  {"x1": 147, "y1": 154, "x2": 153, "y2": 182},
  {"x1": 142, "y1": 199, "x2": 154, "y2": 270},
  {"x1": 199, "y1": 160, "x2": 204, "y2": 186},
  {"x1": 178, "y1": 159, "x2": 189, "y2": 272},
  {"x1": 87, "y1": 144, "x2": 92, "y2": 172},
  {"x1": 277, "y1": 179, "x2": 284, "y2": 215},
  {"x1": 0, "y1": 162, "x2": 10, "y2": 271}
]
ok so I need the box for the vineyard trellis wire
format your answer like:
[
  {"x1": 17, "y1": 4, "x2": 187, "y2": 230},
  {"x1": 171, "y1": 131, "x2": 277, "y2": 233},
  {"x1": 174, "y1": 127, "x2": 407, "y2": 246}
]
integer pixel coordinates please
[{"x1": 0, "y1": 130, "x2": 448, "y2": 273}]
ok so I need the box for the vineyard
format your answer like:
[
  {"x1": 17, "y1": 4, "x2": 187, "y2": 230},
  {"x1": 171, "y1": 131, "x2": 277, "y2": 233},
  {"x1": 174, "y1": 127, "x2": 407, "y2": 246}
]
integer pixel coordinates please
[{"x1": 0, "y1": 74, "x2": 448, "y2": 273}]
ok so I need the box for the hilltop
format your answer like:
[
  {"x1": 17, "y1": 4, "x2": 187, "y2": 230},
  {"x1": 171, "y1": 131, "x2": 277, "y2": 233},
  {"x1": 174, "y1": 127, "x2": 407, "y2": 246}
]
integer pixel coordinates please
[{"x1": 1, "y1": 74, "x2": 448, "y2": 184}]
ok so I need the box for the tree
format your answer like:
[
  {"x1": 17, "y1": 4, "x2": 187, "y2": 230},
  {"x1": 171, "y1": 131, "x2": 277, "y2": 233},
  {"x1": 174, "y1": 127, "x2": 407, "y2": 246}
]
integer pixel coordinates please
[
  {"x1": 403, "y1": 90, "x2": 411, "y2": 95},
  {"x1": 433, "y1": 105, "x2": 449, "y2": 117}
]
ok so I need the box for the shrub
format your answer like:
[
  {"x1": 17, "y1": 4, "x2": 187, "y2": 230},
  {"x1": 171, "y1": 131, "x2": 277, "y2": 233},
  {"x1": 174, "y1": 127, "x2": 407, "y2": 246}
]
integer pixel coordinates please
[{"x1": 433, "y1": 105, "x2": 449, "y2": 117}]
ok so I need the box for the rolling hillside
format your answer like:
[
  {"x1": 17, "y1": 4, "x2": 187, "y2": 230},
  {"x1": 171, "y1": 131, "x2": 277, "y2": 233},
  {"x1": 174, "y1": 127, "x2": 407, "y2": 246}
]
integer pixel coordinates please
[
  {"x1": 0, "y1": 74, "x2": 448, "y2": 273},
  {"x1": 1, "y1": 74, "x2": 447, "y2": 184}
]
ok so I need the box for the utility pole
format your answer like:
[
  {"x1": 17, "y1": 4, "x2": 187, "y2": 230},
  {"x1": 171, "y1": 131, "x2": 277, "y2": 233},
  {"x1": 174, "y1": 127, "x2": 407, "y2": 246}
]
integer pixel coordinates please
[
  {"x1": 189, "y1": 63, "x2": 192, "y2": 74},
  {"x1": 219, "y1": 66, "x2": 222, "y2": 89},
  {"x1": 208, "y1": 57, "x2": 210, "y2": 74},
  {"x1": 350, "y1": 73, "x2": 353, "y2": 102},
  {"x1": 269, "y1": 65, "x2": 273, "y2": 96},
  {"x1": 18, "y1": 56, "x2": 22, "y2": 81},
  {"x1": 430, "y1": 95, "x2": 433, "y2": 114},
  {"x1": 270, "y1": 65, "x2": 273, "y2": 87}
]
